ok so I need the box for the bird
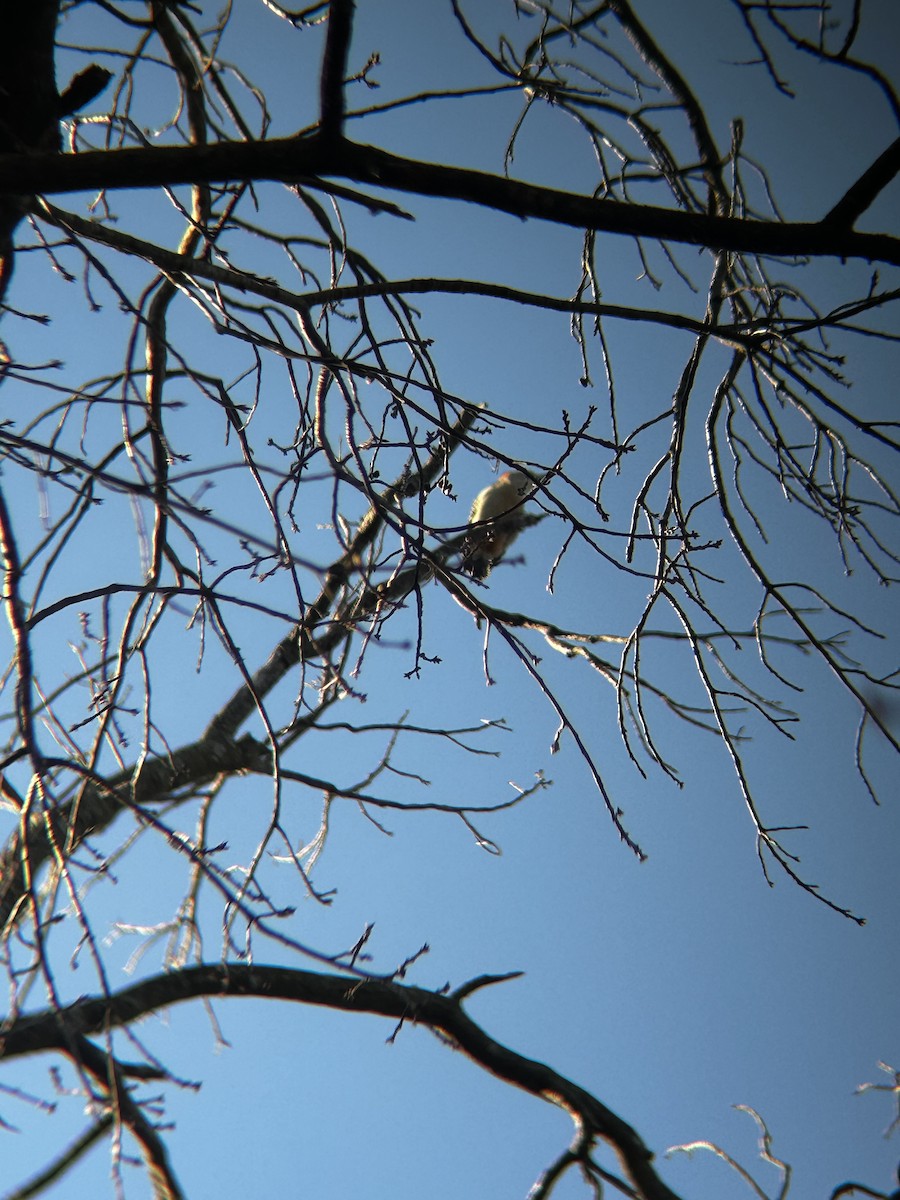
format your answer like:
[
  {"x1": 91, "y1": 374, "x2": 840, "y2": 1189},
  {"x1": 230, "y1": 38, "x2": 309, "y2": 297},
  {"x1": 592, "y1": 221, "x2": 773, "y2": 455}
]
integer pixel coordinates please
[{"x1": 464, "y1": 470, "x2": 534, "y2": 579}]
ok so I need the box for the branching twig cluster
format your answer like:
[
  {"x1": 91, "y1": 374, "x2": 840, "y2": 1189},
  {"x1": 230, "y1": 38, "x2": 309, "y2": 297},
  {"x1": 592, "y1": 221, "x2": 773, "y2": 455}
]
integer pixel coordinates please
[{"x1": 0, "y1": 1, "x2": 897, "y2": 1196}]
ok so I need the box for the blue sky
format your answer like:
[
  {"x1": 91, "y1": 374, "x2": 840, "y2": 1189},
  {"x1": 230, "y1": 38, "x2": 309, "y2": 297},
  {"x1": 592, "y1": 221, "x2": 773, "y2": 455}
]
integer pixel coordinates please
[{"x1": 1, "y1": 2, "x2": 898, "y2": 1198}]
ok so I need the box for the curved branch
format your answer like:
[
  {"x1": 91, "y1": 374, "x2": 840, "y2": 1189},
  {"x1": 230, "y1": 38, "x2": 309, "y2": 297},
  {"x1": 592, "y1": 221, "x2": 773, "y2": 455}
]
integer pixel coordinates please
[{"x1": 2, "y1": 962, "x2": 683, "y2": 1200}]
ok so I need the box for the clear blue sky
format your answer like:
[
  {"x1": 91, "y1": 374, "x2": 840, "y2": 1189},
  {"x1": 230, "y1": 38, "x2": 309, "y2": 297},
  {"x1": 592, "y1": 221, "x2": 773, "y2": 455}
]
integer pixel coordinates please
[{"x1": 1, "y1": 3, "x2": 898, "y2": 1198}]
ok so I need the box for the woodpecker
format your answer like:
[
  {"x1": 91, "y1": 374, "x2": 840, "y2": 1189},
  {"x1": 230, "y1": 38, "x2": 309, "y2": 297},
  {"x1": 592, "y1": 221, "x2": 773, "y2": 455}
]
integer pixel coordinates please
[{"x1": 465, "y1": 470, "x2": 533, "y2": 579}]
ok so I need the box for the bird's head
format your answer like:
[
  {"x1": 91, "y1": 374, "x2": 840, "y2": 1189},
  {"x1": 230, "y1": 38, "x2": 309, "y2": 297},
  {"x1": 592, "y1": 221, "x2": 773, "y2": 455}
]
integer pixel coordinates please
[{"x1": 500, "y1": 470, "x2": 532, "y2": 496}]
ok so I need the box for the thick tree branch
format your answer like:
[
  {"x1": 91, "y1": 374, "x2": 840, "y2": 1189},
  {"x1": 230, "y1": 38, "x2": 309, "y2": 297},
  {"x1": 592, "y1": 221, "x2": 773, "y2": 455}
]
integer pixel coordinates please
[
  {"x1": 1, "y1": 962, "x2": 683, "y2": 1200},
  {"x1": 0, "y1": 0, "x2": 61, "y2": 298},
  {"x1": 0, "y1": 405, "x2": 478, "y2": 934},
  {"x1": 319, "y1": 0, "x2": 354, "y2": 140},
  {"x1": 0, "y1": 733, "x2": 273, "y2": 932},
  {"x1": 1, "y1": 135, "x2": 898, "y2": 265},
  {"x1": 824, "y1": 135, "x2": 900, "y2": 227}
]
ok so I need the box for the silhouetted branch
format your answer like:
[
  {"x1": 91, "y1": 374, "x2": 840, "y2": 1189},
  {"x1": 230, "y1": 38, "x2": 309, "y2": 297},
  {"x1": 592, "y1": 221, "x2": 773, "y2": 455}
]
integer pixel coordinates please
[
  {"x1": 3, "y1": 962, "x2": 683, "y2": 1200},
  {"x1": 0, "y1": 137, "x2": 897, "y2": 264}
]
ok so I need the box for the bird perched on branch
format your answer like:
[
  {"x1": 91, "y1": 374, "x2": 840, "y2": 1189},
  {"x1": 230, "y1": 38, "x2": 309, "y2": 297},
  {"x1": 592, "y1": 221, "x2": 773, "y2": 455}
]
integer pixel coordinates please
[{"x1": 464, "y1": 470, "x2": 535, "y2": 579}]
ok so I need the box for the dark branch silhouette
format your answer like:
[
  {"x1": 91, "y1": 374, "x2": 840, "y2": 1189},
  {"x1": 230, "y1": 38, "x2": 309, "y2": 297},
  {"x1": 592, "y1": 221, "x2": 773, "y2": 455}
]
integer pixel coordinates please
[{"x1": 0, "y1": 1, "x2": 896, "y2": 1196}]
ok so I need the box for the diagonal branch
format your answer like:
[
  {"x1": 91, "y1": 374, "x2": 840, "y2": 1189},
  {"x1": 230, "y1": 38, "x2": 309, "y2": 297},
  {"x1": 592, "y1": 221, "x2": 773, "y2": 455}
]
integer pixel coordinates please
[
  {"x1": 0, "y1": 406, "x2": 478, "y2": 934},
  {"x1": 824, "y1": 135, "x2": 900, "y2": 228},
  {"x1": 1, "y1": 136, "x2": 898, "y2": 265}
]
